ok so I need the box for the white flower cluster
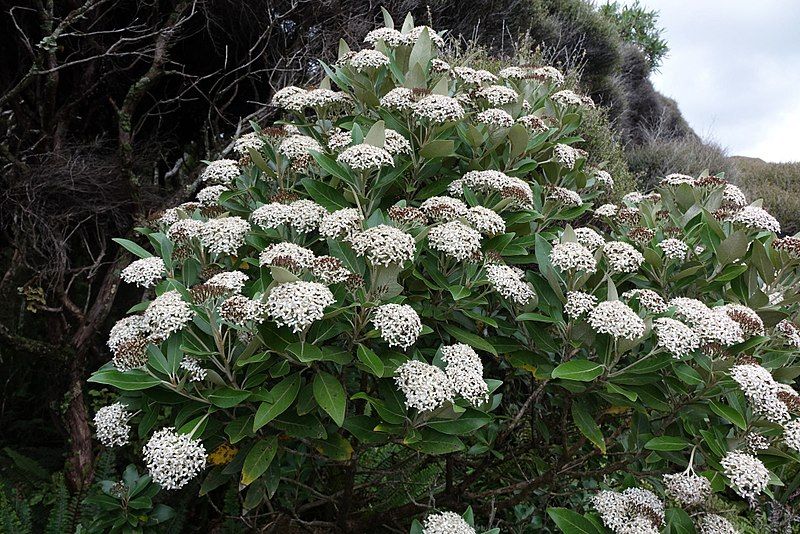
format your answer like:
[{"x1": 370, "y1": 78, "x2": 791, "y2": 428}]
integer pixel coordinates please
[
  {"x1": 603, "y1": 241, "x2": 644, "y2": 273},
  {"x1": 783, "y1": 419, "x2": 800, "y2": 452},
  {"x1": 723, "y1": 184, "x2": 747, "y2": 209},
  {"x1": 311, "y1": 256, "x2": 351, "y2": 284},
  {"x1": 413, "y1": 95, "x2": 465, "y2": 123},
  {"x1": 121, "y1": 257, "x2": 166, "y2": 288},
  {"x1": 265, "y1": 281, "x2": 334, "y2": 333},
  {"x1": 551, "y1": 89, "x2": 591, "y2": 107},
  {"x1": 206, "y1": 270, "x2": 249, "y2": 293},
  {"x1": 143, "y1": 427, "x2": 206, "y2": 490},
  {"x1": 693, "y1": 309, "x2": 744, "y2": 347},
  {"x1": 327, "y1": 129, "x2": 352, "y2": 151},
  {"x1": 271, "y1": 86, "x2": 306, "y2": 108},
  {"x1": 660, "y1": 173, "x2": 695, "y2": 186},
  {"x1": 380, "y1": 87, "x2": 414, "y2": 110},
  {"x1": 422, "y1": 511, "x2": 476, "y2": 534},
  {"x1": 730, "y1": 206, "x2": 781, "y2": 233},
  {"x1": 475, "y1": 84, "x2": 519, "y2": 106},
  {"x1": 449, "y1": 170, "x2": 534, "y2": 209},
  {"x1": 278, "y1": 88, "x2": 352, "y2": 112},
  {"x1": 658, "y1": 238, "x2": 689, "y2": 261},
  {"x1": 663, "y1": 471, "x2": 711, "y2": 507},
  {"x1": 466, "y1": 206, "x2": 506, "y2": 236},
  {"x1": 697, "y1": 514, "x2": 738, "y2": 534},
  {"x1": 143, "y1": 290, "x2": 194, "y2": 339},
  {"x1": 196, "y1": 185, "x2": 227, "y2": 206},
  {"x1": 200, "y1": 159, "x2": 239, "y2": 184},
  {"x1": 776, "y1": 319, "x2": 800, "y2": 348},
  {"x1": 550, "y1": 242, "x2": 597, "y2": 273},
  {"x1": 595, "y1": 203, "x2": 618, "y2": 217},
  {"x1": 720, "y1": 304, "x2": 764, "y2": 336},
  {"x1": 485, "y1": 264, "x2": 535, "y2": 305},
  {"x1": 565, "y1": 291, "x2": 597, "y2": 317},
  {"x1": 669, "y1": 297, "x2": 712, "y2": 324},
  {"x1": 252, "y1": 199, "x2": 327, "y2": 233},
  {"x1": 517, "y1": 114, "x2": 548, "y2": 131},
  {"x1": 653, "y1": 318, "x2": 700, "y2": 358},
  {"x1": 395, "y1": 360, "x2": 452, "y2": 412},
  {"x1": 547, "y1": 186, "x2": 582, "y2": 207},
  {"x1": 730, "y1": 363, "x2": 791, "y2": 424},
  {"x1": 200, "y1": 217, "x2": 250, "y2": 254},
  {"x1": 441, "y1": 344, "x2": 489, "y2": 406},
  {"x1": 350, "y1": 225, "x2": 415, "y2": 266},
  {"x1": 259, "y1": 242, "x2": 315, "y2": 269},
  {"x1": 364, "y1": 27, "x2": 406, "y2": 47},
  {"x1": 319, "y1": 208, "x2": 363, "y2": 240},
  {"x1": 574, "y1": 227, "x2": 604, "y2": 251},
  {"x1": 720, "y1": 451, "x2": 770, "y2": 500},
  {"x1": 384, "y1": 129, "x2": 412, "y2": 155},
  {"x1": 348, "y1": 49, "x2": 390, "y2": 71},
  {"x1": 108, "y1": 315, "x2": 147, "y2": 353},
  {"x1": 476, "y1": 108, "x2": 514, "y2": 128},
  {"x1": 593, "y1": 488, "x2": 664, "y2": 534},
  {"x1": 588, "y1": 301, "x2": 645, "y2": 340},
  {"x1": 498, "y1": 66, "x2": 526, "y2": 79},
  {"x1": 428, "y1": 221, "x2": 482, "y2": 261},
  {"x1": 531, "y1": 66, "x2": 565, "y2": 84},
  {"x1": 219, "y1": 295, "x2": 267, "y2": 326},
  {"x1": 622, "y1": 288, "x2": 667, "y2": 313},
  {"x1": 337, "y1": 143, "x2": 394, "y2": 170},
  {"x1": 553, "y1": 143, "x2": 580, "y2": 169},
  {"x1": 454, "y1": 66, "x2": 497, "y2": 85},
  {"x1": 168, "y1": 218, "x2": 205, "y2": 242},
  {"x1": 180, "y1": 356, "x2": 207, "y2": 382},
  {"x1": 594, "y1": 169, "x2": 614, "y2": 188},
  {"x1": 232, "y1": 132, "x2": 265, "y2": 156},
  {"x1": 372, "y1": 303, "x2": 422, "y2": 349},
  {"x1": 94, "y1": 403, "x2": 131, "y2": 447},
  {"x1": 279, "y1": 134, "x2": 323, "y2": 159},
  {"x1": 420, "y1": 196, "x2": 468, "y2": 222}
]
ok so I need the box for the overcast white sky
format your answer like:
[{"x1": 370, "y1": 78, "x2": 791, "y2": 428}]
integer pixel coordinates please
[{"x1": 622, "y1": 0, "x2": 800, "y2": 162}]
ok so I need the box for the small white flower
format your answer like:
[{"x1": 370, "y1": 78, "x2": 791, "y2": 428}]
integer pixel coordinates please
[
  {"x1": 219, "y1": 295, "x2": 267, "y2": 326},
  {"x1": 530, "y1": 66, "x2": 564, "y2": 85},
  {"x1": 232, "y1": 132, "x2": 265, "y2": 156},
  {"x1": 517, "y1": 114, "x2": 548, "y2": 131},
  {"x1": 663, "y1": 471, "x2": 711, "y2": 507},
  {"x1": 200, "y1": 217, "x2": 250, "y2": 255},
  {"x1": 475, "y1": 84, "x2": 519, "y2": 106},
  {"x1": 413, "y1": 95, "x2": 465, "y2": 123},
  {"x1": 485, "y1": 264, "x2": 535, "y2": 305},
  {"x1": 196, "y1": 185, "x2": 228, "y2": 207},
  {"x1": 348, "y1": 49, "x2": 390, "y2": 71},
  {"x1": 658, "y1": 238, "x2": 689, "y2": 261},
  {"x1": 594, "y1": 169, "x2": 614, "y2": 189},
  {"x1": 565, "y1": 291, "x2": 597, "y2": 317},
  {"x1": 720, "y1": 451, "x2": 770, "y2": 500},
  {"x1": 595, "y1": 203, "x2": 618, "y2": 217},
  {"x1": 180, "y1": 356, "x2": 207, "y2": 382},
  {"x1": 279, "y1": 135, "x2": 323, "y2": 159},
  {"x1": 372, "y1": 303, "x2": 422, "y2": 349},
  {"x1": 653, "y1": 318, "x2": 699, "y2": 357},
  {"x1": 364, "y1": 27, "x2": 405, "y2": 47},
  {"x1": 380, "y1": 87, "x2": 415, "y2": 110},
  {"x1": 476, "y1": 108, "x2": 514, "y2": 128},
  {"x1": 395, "y1": 360, "x2": 453, "y2": 413},
  {"x1": 419, "y1": 196, "x2": 468, "y2": 222},
  {"x1": 337, "y1": 143, "x2": 394, "y2": 170},
  {"x1": 143, "y1": 428, "x2": 206, "y2": 490},
  {"x1": 697, "y1": 514, "x2": 738, "y2": 534},
  {"x1": 383, "y1": 129, "x2": 412, "y2": 155},
  {"x1": 730, "y1": 206, "x2": 780, "y2": 233},
  {"x1": 731, "y1": 364, "x2": 791, "y2": 424},
  {"x1": 552, "y1": 89, "x2": 591, "y2": 107},
  {"x1": 266, "y1": 281, "x2": 334, "y2": 333},
  {"x1": 498, "y1": 66, "x2": 526, "y2": 79},
  {"x1": 259, "y1": 242, "x2": 316, "y2": 270},
  {"x1": 94, "y1": 403, "x2": 131, "y2": 448},
  {"x1": 588, "y1": 301, "x2": 645, "y2": 340},
  {"x1": 350, "y1": 225, "x2": 415, "y2": 266},
  {"x1": 327, "y1": 128, "x2": 352, "y2": 151},
  {"x1": 121, "y1": 257, "x2": 166, "y2": 288},
  {"x1": 422, "y1": 510, "x2": 476, "y2": 534},
  {"x1": 319, "y1": 208, "x2": 363, "y2": 240},
  {"x1": 200, "y1": 159, "x2": 239, "y2": 184},
  {"x1": 271, "y1": 86, "x2": 306, "y2": 108},
  {"x1": 603, "y1": 241, "x2": 644, "y2": 273},
  {"x1": 143, "y1": 290, "x2": 193, "y2": 340},
  {"x1": 547, "y1": 186, "x2": 582, "y2": 207},
  {"x1": 466, "y1": 206, "x2": 506, "y2": 236},
  {"x1": 168, "y1": 219, "x2": 205, "y2": 242},
  {"x1": 428, "y1": 221, "x2": 483, "y2": 261},
  {"x1": 550, "y1": 242, "x2": 597, "y2": 273},
  {"x1": 661, "y1": 173, "x2": 696, "y2": 186},
  {"x1": 441, "y1": 344, "x2": 488, "y2": 406},
  {"x1": 454, "y1": 66, "x2": 497, "y2": 85},
  {"x1": 206, "y1": 271, "x2": 249, "y2": 293},
  {"x1": 553, "y1": 143, "x2": 581, "y2": 169}
]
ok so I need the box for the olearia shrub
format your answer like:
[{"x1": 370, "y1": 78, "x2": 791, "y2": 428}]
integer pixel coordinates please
[{"x1": 89, "y1": 10, "x2": 800, "y2": 533}]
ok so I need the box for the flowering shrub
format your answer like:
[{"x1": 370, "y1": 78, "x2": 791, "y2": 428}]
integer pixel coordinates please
[{"x1": 90, "y1": 11, "x2": 800, "y2": 532}]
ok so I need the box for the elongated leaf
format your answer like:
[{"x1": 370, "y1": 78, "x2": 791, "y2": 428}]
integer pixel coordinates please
[
  {"x1": 547, "y1": 508, "x2": 603, "y2": 534},
  {"x1": 419, "y1": 139, "x2": 455, "y2": 158},
  {"x1": 365, "y1": 120, "x2": 385, "y2": 147},
  {"x1": 571, "y1": 402, "x2": 606, "y2": 453},
  {"x1": 551, "y1": 360, "x2": 603, "y2": 382},
  {"x1": 645, "y1": 436, "x2": 691, "y2": 451},
  {"x1": 254, "y1": 373, "x2": 301, "y2": 431},
  {"x1": 442, "y1": 324, "x2": 497, "y2": 356},
  {"x1": 88, "y1": 369, "x2": 161, "y2": 391},
  {"x1": 301, "y1": 178, "x2": 350, "y2": 210},
  {"x1": 113, "y1": 238, "x2": 152, "y2": 259},
  {"x1": 241, "y1": 437, "x2": 277, "y2": 486},
  {"x1": 709, "y1": 401, "x2": 747, "y2": 429},
  {"x1": 313, "y1": 371, "x2": 347, "y2": 427},
  {"x1": 407, "y1": 429, "x2": 464, "y2": 454},
  {"x1": 357, "y1": 344, "x2": 384, "y2": 377},
  {"x1": 208, "y1": 387, "x2": 251, "y2": 409}
]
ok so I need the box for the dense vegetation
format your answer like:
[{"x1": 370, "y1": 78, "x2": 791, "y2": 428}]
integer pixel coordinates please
[{"x1": 1, "y1": 1, "x2": 797, "y2": 532}]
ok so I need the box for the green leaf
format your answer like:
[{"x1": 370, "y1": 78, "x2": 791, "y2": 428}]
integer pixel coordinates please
[
  {"x1": 645, "y1": 436, "x2": 691, "y2": 451},
  {"x1": 442, "y1": 324, "x2": 497, "y2": 356},
  {"x1": 571, "y1": 402, "x2": 606, "y2": 453},
  {"x1": 88, "y1": 369, "x2": 161, "y2": 391},
  {"x1": 426, "y1": 409, "x2": 491, "y2": 435},
  {"x1": 407, "y1": 429, "x2": 465, "y2": 454},
  {"x1": 516, "y1": 312, "x2": 559, "y2": 323},
  {"x1": 288, "y1": 342, "x2": 324, "y2": 363},
  {"x1": 313, "y1": 371, "x2": 347, "y2": 427},
  {"x1": 509, "y1": 124, "x2": 530, "y2": 158},
  {"x1": 551, "y1": 360, "x2": 604, "y2": 382},
  {"x1": 547, "y1": 508, "x2": 603, "y2": 534},
  {"x1": 208, "y1": 387, "x2": 251, "y2": 409},
  {"x1": 364, "y1": 120, "x2": 385, "y2": 147},
  {"x1": 241, "y1": 437, "x2": 277, "y2": 486},
  {"x1": 254, "y1": 373, "x2": 301, "y2": 431},
  {"x1": 301, "y1": 178, "x2": 350, "y2": 210},
  {"x1": 709, "y1": 401, "x2": 747, "y2": 429},
  {"x1": 716, "y1": 230, "x2": 750, "y2": 266},
  {"x1": 113, "y1": 238, "x2": 152, "y2": 259},
  {"x1": 313, "y1": 433, "x2": 353, "y2": 460},
  {"x1": 408, "y1": 26, "x2": 431, "y2": 71},
  {"x1": 665, "y1": 507, "x2": 696, "y2": 534},
  {"x1": 419, "y1": 139, "x2": 455, "y2": 158},
  {"x1": 357, "y1": 344, "x2": 384, "y2": 377}
]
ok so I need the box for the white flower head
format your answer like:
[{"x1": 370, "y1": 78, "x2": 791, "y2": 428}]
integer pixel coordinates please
[
  {"x1": 206, "y1": 271, "x2": 249, "y2": 293},
  {"x1": 498, "y1": 66, "x2": 526, "y2": 79},
  {"x1": 663, "y1": 471, "x2": 711, "y2": 508},
  {"x1": 259, "y1": 242, "x2": 315, "y2": 270},
  {"x1": 517, "y1": 114, "x2": 548, "y2": 131},
  {"x1": 413, "y1": 95, "x2": 465, "y2": 123},
  {"x1": 565, "y1": 291, "x2": 597, "y2": 317},
  {"x1": 180, "y1": 356, "x2": 207, "y2": 382},
  {"x1": 395, "y1": 360, "x2": 453, "y2": 413},
  {"x1": 603, "y1": 241, "x2": 644, "y2": 273},
  {"x1": 731, "y1": 363, "x2": 791, "y2": 424},
  {"x1": 279, "y1": 135, "x2": 323, "y2": 159},
  {"x1": 428, "y1": 221, "x2": 482, "y2": 261},
  {"x1": 783, "y1": 419, "x2": 800, "y2": 452},
  {"x1": 372, "y1": 303, "x2": 422, "y2": 349},
  {"x1": 266, "y1": 281, "x2": 335, "y2": 333},
  {"x1": 200, "y1": 217, "x2": 250, "y2": 255},
  {"x1": 550, "y1": 242, "x2": 597, "y2": 273},
  {"x1": 441, "y1": 344, "x2": 488, "y2": 406},
  {"x1": 383, "y1": 129, "x2": 412, "y2": 155},
  {"x1": 143, "y1": 290, "x2": 194, "y2": 340},
  {"x1": 720, "y1": 451, "x2": 770, "y2": 500},
  {"x1": 196, "y1": 185, "x2": 228, "y2": 207},
  {"x1": 475, "y1": 84, "x2": 519, "y2": 106},
  {"x1": 653, "y1": 318, "x2": 699, "y2": 358},
  {"x1": 547, "y1": 186, "x2": 582, "y2": 207},
  {"x1": 476, "y1": 108, "x2": 514, "y2": 128},
  {"x1": 588, "y1": 301, "x2": 645, "y2": 340},
  {"x1": 319, "y1": 208, "x2": 363, "y2": 240},
  {"x1": 219, "y1": 295, "x2": 267, "y2": 326},
  {"x1": 94, "y1": 403, "x2": 131, "y2": 448},
  {"x1": 697, "y1": 514, "x2": 738, "y2": 534},
  {"x1": 694, "y1": 310, "x2": 744, "y2": 347},
  {"x1": 594, "y1": 169, "x2": 614, "y2": 189},
  {"x1": 466, "y1": 206, "x2": 506, "y2": 236},
  {"x1": 200, "y1": 159, "x2": 239, "y2": 184},
  {"x1": 622, "y1": 288, "x2": 667, "y2": 313},
  {"x1": 553, "y1": 143, "x2": 581, "y2": 169},
  {"x1": 420, "y1": 196, "x2": 468, "y2": 222},
  {"x1": 364, "y1": 27, "x2": 405, "y2": 47},
  {"x1": 380, "y1": 87, "x2": 415, "y2": 111},
  {"x1": 121, "y1": 257, "x2": 166, "y2": 288},
  {"x1": 658, "y1": 238, "x2": 689, "y2": 261},
  {"x1": 730, "y1": 206, "x2": 780, "y2": 233},
  {"x1": 168, "y1": 219, "x2": 205, "y2": 242},
  {"x1": 486, "y1": 264, "x2": 535, "y2": 305},
  {"x1": 351, "y1": 225, "x2": 415, "y2": 266},
  {"x1": 232, "y1": 132, "x2": 265, "y2": 156},
  {"x1": 422, "y1": 510, "x2": 476, "y2": 534},
  {"x1": 531, "y1": 66, "x2": 564, "y2": 84},
  {"x1": 574, "y1": 228, "x2": 605, "y2": 251},
  {"x1": 143, "y1": 427, "x2": 206, "y2": 490},
  {"x1": 271, "y1": 86, "x2": 306, "y2": 108},
  {"x1": 595, "y1": 203, "x2": 618, "y2": 217},
  {"x1": 348, "y1": 49, "x2": 390, "y2": 71},
  {"x1": 337, "y1": 143, "x2": 394, "y2": 170}
]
